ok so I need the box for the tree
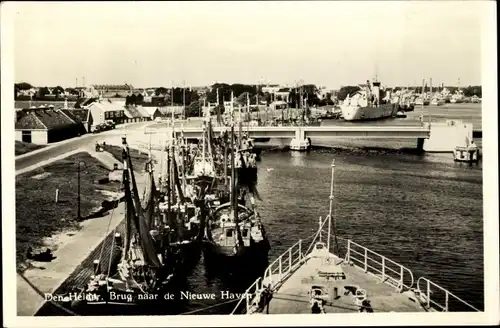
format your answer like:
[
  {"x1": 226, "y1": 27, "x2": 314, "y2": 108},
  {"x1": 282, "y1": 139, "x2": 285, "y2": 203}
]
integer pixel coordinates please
[
  {"x1": 136, "y1": 94, "x2": 144, "y2": 105},
  {"x1": 337, "y1": 86, "x2": 361, "y2": 100},
  {"x1": 15, "y1": 82, "x2": 33, "y2": 90},
  {"x1": 65, "y1": 88, "x2": 80, "y2": 96},
  {"x1": 37, "y1": 86, "x2": 50, "y2": 98},
  {"x1": 185, "y1": 100, "x2": 201, "y2": 117},
  {"x1": 155, "y1": 87, "x2": 168, "y2": 96},
  {"x1": 463, "y1": 86, "x2": 481, "y2": 98},
  {"x1": 263, "y1": 92, "x2": 272, "y2": 106},
  {"x1": 53, "y1": 86, "x2": 65, "y2": 96}
]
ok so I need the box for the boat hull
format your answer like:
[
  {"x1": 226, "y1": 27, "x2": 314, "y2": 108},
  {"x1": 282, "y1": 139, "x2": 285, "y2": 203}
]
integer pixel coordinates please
[
  {"x1": 202, "y1": 239, "x2": 270, "y2": 272},
  {"x1": 340, "y1": 103, "x2": 398, "y2": 121}
]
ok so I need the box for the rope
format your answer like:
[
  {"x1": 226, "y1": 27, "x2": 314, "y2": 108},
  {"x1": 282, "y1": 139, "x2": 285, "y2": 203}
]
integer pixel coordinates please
[
  {"x1": 17, "y1": 270, "x2": 78, "y2": 316},
  {"x1": 97, "y1": 200, "x2": 117, "y2": 266},
  {"x1": 106, "y1": 228, "x2": 117, "y2": 277},
  {"x1": 179, "y1": 298, "x2": 240, "y2": 315}
]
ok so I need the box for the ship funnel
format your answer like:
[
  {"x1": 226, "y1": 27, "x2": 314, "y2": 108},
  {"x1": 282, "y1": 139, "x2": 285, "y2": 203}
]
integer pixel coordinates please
[{"x1": 371, "y1": 81, "x2": 381, "y2": 106}]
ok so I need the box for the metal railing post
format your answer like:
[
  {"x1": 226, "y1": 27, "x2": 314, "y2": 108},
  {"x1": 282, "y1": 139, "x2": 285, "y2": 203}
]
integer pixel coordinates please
[
  {"x1": 364, "y1": 248, "x2": 368, "y2": 272},
  {"x1": 427, "y1": 279, "x2": 431, "y2": 307},
  {"x1": 346, "y1": 240, "x2": 351, "y2": 263},
  {"x1": 400, "y1": 266, "x2": 404, "y2": 290},
  {"x1": 279, "y1": 258, "x2": 282, "y2": 280},
  {"x1": 445, "y1": 292, "x2": 449, "y2": 312},
  {"x1": 298, "y1": 240, "x2": 302, "y2": 261},
  {"x1": 382, "y1": 257, "x2": 385, "y2": 281}
]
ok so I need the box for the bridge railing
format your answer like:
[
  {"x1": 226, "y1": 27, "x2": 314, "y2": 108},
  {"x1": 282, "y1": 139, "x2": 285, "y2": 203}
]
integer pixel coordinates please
[
  {"x1": 416, "y1": 277, "x2": 480, "y2": 312},
  {"x1": 345, "y1": 240, "x2": 414, "y2": 291}
]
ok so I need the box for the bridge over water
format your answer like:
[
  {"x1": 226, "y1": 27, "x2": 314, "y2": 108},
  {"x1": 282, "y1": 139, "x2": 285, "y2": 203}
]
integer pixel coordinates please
[{"x1": 143, "y1": 122, "x2": 480, "y2": 152}]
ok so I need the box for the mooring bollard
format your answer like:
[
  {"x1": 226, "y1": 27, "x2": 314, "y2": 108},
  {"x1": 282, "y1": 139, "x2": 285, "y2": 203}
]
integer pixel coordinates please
[{"x1": 55, "y1": 189, "x2": 59, "y2": 203}]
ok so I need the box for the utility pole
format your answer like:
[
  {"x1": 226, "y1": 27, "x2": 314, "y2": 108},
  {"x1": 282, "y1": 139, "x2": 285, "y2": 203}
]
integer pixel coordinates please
[
  {"x1": 183, "y1": 80, "x2": 186, "y2": 119},
  {"x1": 77, "y1": 161, "x2": 86, "y2": 220}
]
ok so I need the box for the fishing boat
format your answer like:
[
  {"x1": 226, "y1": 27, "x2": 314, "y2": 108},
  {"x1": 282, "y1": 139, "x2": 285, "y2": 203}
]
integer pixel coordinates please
[
  {"x1": 203, "y1": 122, "x2": 270, "y2": 271},
  {"x1": 340, "y1": 79, "x2": 398, "y2": 121},
  {"x1": 450, "y1": 90, "x2": 465, "y2": 103},
  {"x1": 70, "y1": 137, "x2": 178, "y2": 312},
  {"x1": 231, "y1": 159, "x2": 480, "y2": 314},
  {"x1": 430, "y1": 97, "x2": 445, "y2": 106}
]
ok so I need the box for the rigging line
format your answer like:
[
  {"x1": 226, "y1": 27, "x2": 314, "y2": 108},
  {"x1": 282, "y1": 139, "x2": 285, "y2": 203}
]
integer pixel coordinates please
[
  {"x1": 179, "y1": 298, "x2": 240, "y2": 315},
  {"x1": 16, "y1": 270, "x2": 78, "y2": 316},
  {"x1": 106, "y1": 227, "x2": 117, "y2": 278},
  {"x1": 97, "y1": 198, "x2": 118, "y2": 266}
]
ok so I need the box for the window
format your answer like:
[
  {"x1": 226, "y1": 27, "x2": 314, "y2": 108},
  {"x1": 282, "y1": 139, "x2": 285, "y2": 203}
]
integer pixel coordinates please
[
  {"x1": 242, "y1": 229, "x2": 248, "y2": 237},
  {"x1": 226, "y1": 229, "x2": 233, "y2": 237},
  {"x1": 22, "y1": 130, "x2": 32, "y2": 143}
]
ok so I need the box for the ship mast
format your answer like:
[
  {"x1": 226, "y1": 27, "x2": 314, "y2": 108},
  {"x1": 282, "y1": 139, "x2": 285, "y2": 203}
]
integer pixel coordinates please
[{"x1": 326, "y1": 159, "x2": 335, "y2": 251}]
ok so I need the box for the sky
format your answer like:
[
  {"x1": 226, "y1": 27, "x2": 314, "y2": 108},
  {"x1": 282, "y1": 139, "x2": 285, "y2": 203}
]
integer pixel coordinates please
[{"x1": 11, "y1": 1, "x2": 488, "y2": 89}]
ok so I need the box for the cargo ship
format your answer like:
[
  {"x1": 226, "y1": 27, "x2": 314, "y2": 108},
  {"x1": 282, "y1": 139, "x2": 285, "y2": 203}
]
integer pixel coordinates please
[{"x1": 340, "y1": 79, "x2": 398, "y2": 121}]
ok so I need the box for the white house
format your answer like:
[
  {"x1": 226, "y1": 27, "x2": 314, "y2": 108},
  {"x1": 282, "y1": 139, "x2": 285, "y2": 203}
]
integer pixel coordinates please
[{"x1": 86, "y1": 99, "x2": 126, "y2": 129}]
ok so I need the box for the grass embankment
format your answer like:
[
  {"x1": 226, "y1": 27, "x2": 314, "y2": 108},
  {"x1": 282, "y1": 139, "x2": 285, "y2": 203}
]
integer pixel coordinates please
[
  {"x1": 16, "y1": 152, "x2": 121, "y2": 269},
  {"x1": 102, "y1": 144, "x2": 151, "y2": 170},
  {"x1": 15, "y1": 141, "x2": 46, "y2": 156}
]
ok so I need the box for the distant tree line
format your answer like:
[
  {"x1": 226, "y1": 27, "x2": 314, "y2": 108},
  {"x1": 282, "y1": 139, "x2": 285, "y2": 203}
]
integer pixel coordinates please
[{"x1": 15, "y1": 82, "x2": 80, "y2": 101}]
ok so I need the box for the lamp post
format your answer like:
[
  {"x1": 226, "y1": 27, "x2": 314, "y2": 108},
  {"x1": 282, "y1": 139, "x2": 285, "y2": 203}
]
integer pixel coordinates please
[{"x1": 77, "y1": 161, "x2": 86, "y2": 220}]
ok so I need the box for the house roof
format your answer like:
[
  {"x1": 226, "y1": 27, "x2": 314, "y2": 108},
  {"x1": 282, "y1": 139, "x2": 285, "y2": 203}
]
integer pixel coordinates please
[
  {"x1": 15, "y1": 108, "x2": 79, "y2": 130},
  {"x1": 155, "y1": 106, "x2": 183, "y2": 116},
  {"x1": 92, "y1": 84, "x2": 133, "y2": 90},
  {"x1": 61, "y1": 109, "x2": 90, "y2": 122},
  {"x1": 124, "y1": 106, "x2": 148, "y2": 118},
  {"x1": 87, "y1": 101, "x2": 125, "y2": 112},
  {"x1": 135, "y1": 106, "x2": 151, "y2": 117}
]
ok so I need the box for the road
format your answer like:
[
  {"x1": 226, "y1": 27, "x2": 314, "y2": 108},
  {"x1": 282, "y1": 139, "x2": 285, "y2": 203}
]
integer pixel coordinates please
[{"x1": 15, "y1": 122, "x2": 152, "y2": 171}]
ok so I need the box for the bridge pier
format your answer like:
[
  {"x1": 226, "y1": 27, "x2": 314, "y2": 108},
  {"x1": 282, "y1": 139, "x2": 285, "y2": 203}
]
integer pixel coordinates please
[
  {"x1": 290, "y1": 128, "x2": 311, "y2": 151},
  {"x1": 295, "y1": 128, "x2": 305, "y2": 141},
  {"x1": 417, "y1": 138, "x2": 425, "y2": 152},
  {"x1": 423, "y1": 121, "x2": 474, "y2": 152}
]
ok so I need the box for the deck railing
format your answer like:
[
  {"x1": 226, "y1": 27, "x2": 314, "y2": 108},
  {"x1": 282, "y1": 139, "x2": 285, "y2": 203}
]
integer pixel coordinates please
[
  {"x1": 416, "y1": 277, "x2": 480, "y2": 312},
  {"x1": 230, "y1": 239, "x2": 304, "y2": 314},
  {"x1": 263, "y1": 239, "x2": 304, "y2": 290},
  {"x1": 345, "y1": 240, "x2": 414, "y2": 291},
  {"x1": 230, "y1": 277, "x2": 262, "y2": 314}
]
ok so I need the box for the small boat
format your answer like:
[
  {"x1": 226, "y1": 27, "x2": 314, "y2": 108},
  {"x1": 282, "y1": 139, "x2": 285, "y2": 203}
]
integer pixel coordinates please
[
  {"x1": 454, "y1": 141, "x2": 480, "y2": 163},
  {"x1": 430, "y1": 97, "x2": 445, "y2": 106},
  {"x1": 396, "y1": 110, "x2": 407, "y2": 118},
  {"x1": 231, "y1": 159, "x2": 480, "y2": 314}
]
